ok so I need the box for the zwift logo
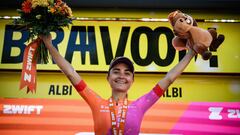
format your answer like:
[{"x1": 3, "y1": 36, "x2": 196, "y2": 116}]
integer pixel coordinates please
[
  {"x1": 208, "y1": 107, "x2": 240, "y2": 120},
  {"x1": 2, "y1": 104, "x2": 43, "y2": 115}
]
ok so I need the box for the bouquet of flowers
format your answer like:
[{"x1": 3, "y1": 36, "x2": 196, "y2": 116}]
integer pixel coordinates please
[
  {"x1": 15, "y1": 0, "x2": 73, "y2": 93},
  {"x1": 15, "y1": 0, "x2": 72, "y2": 63}
]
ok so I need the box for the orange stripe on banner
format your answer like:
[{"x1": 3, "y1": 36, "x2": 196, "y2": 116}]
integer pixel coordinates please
[
  {"x1": 0, "y1": 98, "x2": 86, "y2": 106},
  {"x1": 0, "y1": 105, "x2": 91, "y2": 114},
  {"x1": 41, "y1": 105, "x2": 91, "y2": 113},
  {"x1": 0, "y1": 112, "x2": 93, "y2": 119},
  {"x1": 0, "y1": 124, "x2": 93, "y2": 131},
  {"x1": 0, "y1": 98, "x2": 92, "y2": 115},
  {"x1": 0, "y1": 117, "x2": 93, "y2": 126},
  {"x1": 0, "y1": 129, "x2": 84, "y2": 135}
]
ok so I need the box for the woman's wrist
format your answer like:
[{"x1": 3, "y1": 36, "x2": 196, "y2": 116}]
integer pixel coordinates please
[{"x1": 187, "y1": 49, "x2": 196, "y2": 57}]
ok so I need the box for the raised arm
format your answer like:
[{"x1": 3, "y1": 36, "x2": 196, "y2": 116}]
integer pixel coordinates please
[
  {"x1": 158, "y1": 49, "x2": 196, "y2": 91},
  {"x1": 40, "y1": 34, "x2": 81, "y2": 85}
]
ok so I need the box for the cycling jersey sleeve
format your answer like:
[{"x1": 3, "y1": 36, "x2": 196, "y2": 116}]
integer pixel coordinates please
[
  {"x1": 133, "y1": 84, "x2": 165, "y2": 114},
  {"x1": 74, "y1": 80, "x2": 102, "y2": 110}
]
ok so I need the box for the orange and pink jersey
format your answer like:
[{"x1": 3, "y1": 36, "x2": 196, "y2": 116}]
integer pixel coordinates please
[{"x1": 74, "y1": 80, "x2": 164, "y2": 135}]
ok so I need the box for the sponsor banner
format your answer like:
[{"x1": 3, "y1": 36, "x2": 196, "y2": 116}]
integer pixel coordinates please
[
  {"x1": 0, "y1": 71, "x2": 240, "y2": 102},
  {"x1": 0, "y1": 19, "x2": 240, "y2": 73},
  {"x1": 0, "y1": 98, "x2": 239, "y2": 135},
  {"x1": 170, "y1": 102, "x2": 240, "y2": 135}
]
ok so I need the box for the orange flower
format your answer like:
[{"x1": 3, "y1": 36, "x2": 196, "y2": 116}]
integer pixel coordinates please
[
  {"x1": 55, "y1": 6, "x2": 62, "y2": 13},
  {"x1": 22, "y1": 0, "x2": 32, "y2": 13},
  {"x1": 49, "y1": 7, "x2": 56, "y2": 13},
  {"x1": 56, "y1": 0, "x2": 63, "y2": 6},
  {"x1": 57, "y1": 3, "x2": 72, "y2": 17}
]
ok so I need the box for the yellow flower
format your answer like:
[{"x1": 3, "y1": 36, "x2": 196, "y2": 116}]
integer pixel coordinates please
[
  {"x1": 48, "y1": 0, "x2": 54, "y2": 4},
  {"x1": 65, "y1": 6, "x2": 72, "y2": 17},
  {"x1": 32, "y1": 0, "x2": 49, "y2": 9}
]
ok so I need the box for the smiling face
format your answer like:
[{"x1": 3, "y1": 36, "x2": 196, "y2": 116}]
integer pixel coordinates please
[{"x1": 107, "y1": 63, "x2": 134, "y2": 93}]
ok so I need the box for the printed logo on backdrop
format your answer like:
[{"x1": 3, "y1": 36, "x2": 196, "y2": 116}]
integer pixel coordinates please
[
  {"x1": 48, "y1": 84, "x2": 73, "y2": 95},
  {"x1": 209, "y1": 107, "x2": 240, "y2": 120},
  {"x1": 2, "y1": 104, "x2": 43, "y2": 115},
  {"x1": 1, "y1": 24, "x2": 224, "y2": 72}
]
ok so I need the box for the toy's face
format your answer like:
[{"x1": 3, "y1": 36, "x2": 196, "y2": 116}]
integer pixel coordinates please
[
  {"x1": 173, "y1": 13, "x2": 194, "y2": 38},
  {"x1": 180, "y1": 13, "x2": 194, "y2": 26},
  {"x1": 174, "y1": 13, "x2": 193, "y2": 31}
]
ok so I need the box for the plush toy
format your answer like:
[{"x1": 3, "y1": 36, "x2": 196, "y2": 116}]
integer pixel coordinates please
[{"x1": 168, "y1": 10, "x2": 225, "y2": 60}]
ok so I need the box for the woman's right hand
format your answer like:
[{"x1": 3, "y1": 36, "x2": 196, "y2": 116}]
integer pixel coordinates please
[{"x1": 39, "y1": 34, "x2": 52, "y2": 48}]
